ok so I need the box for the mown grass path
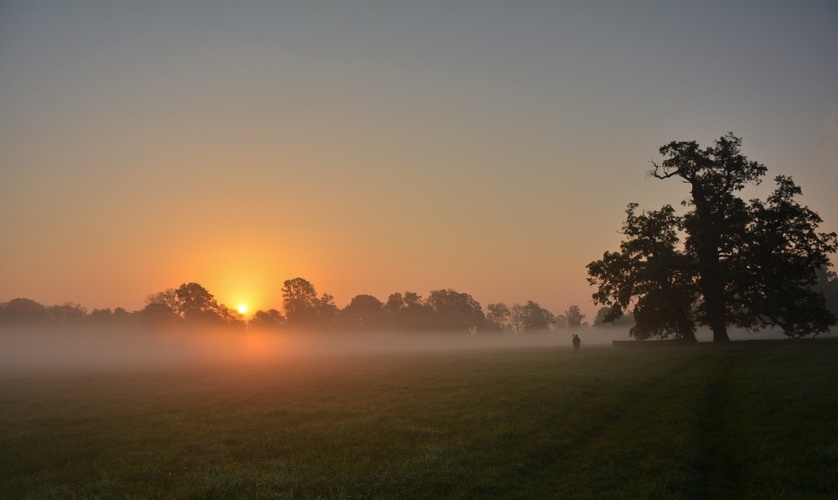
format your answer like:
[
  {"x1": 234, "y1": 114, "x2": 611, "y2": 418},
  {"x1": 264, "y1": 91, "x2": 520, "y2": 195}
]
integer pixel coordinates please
[
  {"x1": 692, "y1": 351, "x2": 740, "y2": 498},
  {"x1": 523, "y1": 342, "x2": 838, "y2": 499},
  {"x1": 1, "y1": 339, "x2": 836, "y2": 498}
]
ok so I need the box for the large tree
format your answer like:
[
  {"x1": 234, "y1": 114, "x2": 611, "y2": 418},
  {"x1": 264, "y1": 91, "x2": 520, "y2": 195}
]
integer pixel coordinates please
[
  {"x1": 563, "y1": 305, "x2": 587, "y2": 329},
  {"x1": 588, "y1": 133, "x2": 836, "y2": 342}
]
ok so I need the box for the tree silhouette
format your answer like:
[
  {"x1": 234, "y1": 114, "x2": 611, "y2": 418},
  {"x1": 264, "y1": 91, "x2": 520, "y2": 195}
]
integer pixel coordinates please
[
  {"x1": 87, "y1": 308, "x2": 114, "y2": 323},
  {"x1": 249, "y1": 309, "x2": 286, "y2": 331},
  {"x1": 142, "y1": 289, "x2": 180, "y2": 325},
  {"x1": 47, "y1": 303, "x2": 87, "y2": 325},
  {"x1": 281, "y1": 278, "x2": 319, "y2": 327},
  {"x1": 84, "y1": 307, "x2": 133, "y2": 328},
  {"x1": 281, "y1": 278, "x2": 337, "y2": 329},
  {"x1": 175, "y1": 282, "x2": 243, "y2": 327},
  {"x1": 520, "y1": 301, "x2": 555, "y2": 332},
  {"x1": 486, "y1": 303, "x2": 511, "y2": 331},
  {"x1": 651, "y1": 133, "x2": 766, "y2": 342},
  {"x1": 0, "y1": 298, "x2": 50, "y2": 324},
  {"x1": 140, "y1": 302, "x2": 179, "y2": 325},
  {"x1": 140, "y1": 283, "x2": 243, "y2": 328},
  {"x1": 341, "y1": 294, "x2": 385, "y2": 331},
  {"x1": 0, "y1": 298, "x2": 136, "y2": 329},
  {"x1": 507, "y1": 301, "x2": 555, "y2": 332},
  {"x1": 564, "y1": 305, "x2": 586, "y2": 329},
  {"x1": 589, "y1": 133, "x2": 837, "y2": 341},
  {"x1": 509, "y1": 303, "x2": 526, "y2": 333},
  {"x1": 175, "y1": 283, "x2": 221, "y2": 323},
  {"x1": 426, "y1": 289, "x2": 485, "y2": 333},
  {"x1": 384, "y1": 291, "x2": 435, "y2": 331},
  {"x1": 316, "y1": 293, "x2": 339, "y2": 327}
]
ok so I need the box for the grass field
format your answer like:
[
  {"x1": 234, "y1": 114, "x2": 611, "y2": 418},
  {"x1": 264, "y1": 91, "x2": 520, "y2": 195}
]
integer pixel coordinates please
[{"x1": 1, "y1": 336, "x2": 837, "y2": 499}]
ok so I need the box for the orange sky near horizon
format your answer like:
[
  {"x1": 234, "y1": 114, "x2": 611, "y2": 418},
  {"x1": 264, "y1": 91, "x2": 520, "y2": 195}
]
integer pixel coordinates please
[{"x1": 1, "y1": 2, "x2": 836, "y2": 319}]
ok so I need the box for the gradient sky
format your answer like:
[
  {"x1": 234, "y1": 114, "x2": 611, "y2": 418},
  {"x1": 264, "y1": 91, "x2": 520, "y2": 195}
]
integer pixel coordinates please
[{"x1": 1, "y1": 1, "x2": 837, "y2": 318}]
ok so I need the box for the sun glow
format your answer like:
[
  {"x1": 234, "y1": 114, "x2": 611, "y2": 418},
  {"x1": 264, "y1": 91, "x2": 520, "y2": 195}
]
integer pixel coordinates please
[{"x1": 237, "y1": 304, "x2": 248, "y2": 315}]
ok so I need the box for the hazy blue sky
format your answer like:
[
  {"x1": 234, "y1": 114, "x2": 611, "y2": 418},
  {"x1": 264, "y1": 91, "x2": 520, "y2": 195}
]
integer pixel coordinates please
[{"x1": 1, "y1": 1, "x2": 836, "y2": 316}]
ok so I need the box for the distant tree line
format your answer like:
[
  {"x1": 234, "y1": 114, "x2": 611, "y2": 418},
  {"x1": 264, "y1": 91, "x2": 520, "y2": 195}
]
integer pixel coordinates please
[
  {"x1": 0, "y1": 278, "x2": 603, "y2": 334},
  {"x1": 4, "y1": 270, "x2": 837, "y2": 334}
]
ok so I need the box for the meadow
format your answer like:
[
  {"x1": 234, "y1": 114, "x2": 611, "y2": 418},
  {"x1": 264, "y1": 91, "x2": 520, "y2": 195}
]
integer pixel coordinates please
[{"x1": 1, "y1": 335, "x2": 836, "y2": 499}]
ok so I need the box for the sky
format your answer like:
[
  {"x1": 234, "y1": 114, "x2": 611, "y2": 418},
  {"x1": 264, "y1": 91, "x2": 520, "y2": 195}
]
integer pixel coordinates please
[{"x1": 1, "y1": 1, "x2": 836, "y2": 318}]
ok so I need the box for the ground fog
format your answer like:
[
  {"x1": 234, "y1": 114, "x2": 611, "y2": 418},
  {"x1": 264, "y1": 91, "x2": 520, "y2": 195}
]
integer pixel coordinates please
[{"x1": 0, "y1": 323, "x2": 795, "y2": 375}]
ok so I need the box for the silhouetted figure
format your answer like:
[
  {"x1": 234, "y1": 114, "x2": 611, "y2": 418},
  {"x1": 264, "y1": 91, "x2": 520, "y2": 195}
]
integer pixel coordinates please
[{"x1": 572, "y1": 334, "x2": 581, "y2": 353}]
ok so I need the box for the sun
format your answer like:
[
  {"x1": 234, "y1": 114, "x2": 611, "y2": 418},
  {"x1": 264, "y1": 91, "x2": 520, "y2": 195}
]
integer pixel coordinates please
[{"x1": 237, "y1": 304, "x2": 248, "y2": 315}]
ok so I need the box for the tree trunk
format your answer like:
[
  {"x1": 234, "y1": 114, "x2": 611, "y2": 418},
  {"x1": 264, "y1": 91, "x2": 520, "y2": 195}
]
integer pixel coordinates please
[
  {"x1": 705, "y1": 282, "x2": 731, "y2": 344},
  {"x1": 677, "y1": 315, "x2": 697, "y2": 342},
  {"x1": 692, "y1": 189, "x2": 731, "y2": 344},
  {"x1": 696, "y1": 254, "x2": 730, "y2": 343},
  {"x1": 712, "y1": 324, "x2": 730, "y2": 343}
]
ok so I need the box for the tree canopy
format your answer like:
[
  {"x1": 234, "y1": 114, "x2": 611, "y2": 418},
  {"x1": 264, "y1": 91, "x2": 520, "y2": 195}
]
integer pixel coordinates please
[
  {"x1": 141, "y1": 282, "x2": 244, "y2": 328},
  {"x1": 281, "y1": 278, "x2": 338, "y2": 329},
  {"x1": 426, "y1": 289, "x2": 486, "y2": 333},
  {"x1": 588, "y1": 133, "x2": 837, "y2": 342}
]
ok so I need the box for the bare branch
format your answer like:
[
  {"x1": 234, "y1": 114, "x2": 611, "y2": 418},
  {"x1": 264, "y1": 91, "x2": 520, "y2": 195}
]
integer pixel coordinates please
[{"x1": 649, "y1": 159, "x2": 680, "y2": 180}]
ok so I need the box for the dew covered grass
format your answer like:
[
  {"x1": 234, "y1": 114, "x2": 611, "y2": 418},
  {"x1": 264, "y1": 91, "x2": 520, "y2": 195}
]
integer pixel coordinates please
[{"x1": 1, "y1": 338, "x2": 836, "y2": 498}]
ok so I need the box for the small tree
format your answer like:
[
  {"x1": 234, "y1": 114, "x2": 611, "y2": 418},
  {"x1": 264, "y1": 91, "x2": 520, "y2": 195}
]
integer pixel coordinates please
[
  {"x1": 509, "y1": 303, "x2": 526, "y2": 333},
  {"x1": 565, "y1": 305, "x2": 586, "y2": 329},
  {"x1": 520, "y1": 301, "x2": 555, "y2": 332},
  {"x1": 486, "y1": 303, "x2": 511, "y2": 331}
]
